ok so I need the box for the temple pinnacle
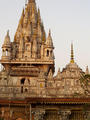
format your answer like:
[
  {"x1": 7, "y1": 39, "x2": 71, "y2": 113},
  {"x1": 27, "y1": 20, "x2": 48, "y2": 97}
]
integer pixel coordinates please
[
  {"x1": 28, "y1": 0, "x2": 35, "y2": 3},
  {"x1": 70, "y1": 43, "x2": 74, "y2": 63},
  {"x1": 7, "y1": 30, "x2": 9, "y2": 36},
  {"x1": 85, "y1": 66, "x2": 89, "y2": 74}
]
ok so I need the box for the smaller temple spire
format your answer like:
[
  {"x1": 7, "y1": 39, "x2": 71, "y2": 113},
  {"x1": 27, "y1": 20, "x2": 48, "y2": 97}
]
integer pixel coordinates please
[
  {"x1": 58, "y1": 68, "x2": 60, "y2": 73},
  {"x1": 38, "y1": 8, "x2": 41, "y2": 24},
  {"x1": 46, "y1": 29, "x2": 53, "y2": 46},
  {"x1": 56, "y1": 68, "x2": 61, "y2": 78},
  {"x1": 49, "y1": 29, "x2": 51, "y2": 36},
  {"x1": 48, "y1": 69, "x2": 53, "y2": 78},
  {"x1": 25, "y1": 0, "x2": 28, "y2": 6},
  {"x1": 4, "y1": 30, "x2": 11, "y2": 45},
  {"x1": 85, "y1": 66, "x2": 89, "y2": 75},
  {"x1": 7, "y1": 30, "x2": 9, "y2": 36},
  {"x1": 19, "y1": 8, "x2": 24, "y2": 27},
  {"x1": 70, "y1": 43, "x2": 74, "y2": 63}
]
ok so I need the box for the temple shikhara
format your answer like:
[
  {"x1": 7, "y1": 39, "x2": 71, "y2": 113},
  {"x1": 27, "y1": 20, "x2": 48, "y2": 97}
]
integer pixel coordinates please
[{"x1": 0, "y1": 0, "x2": 90, "y2": 120}]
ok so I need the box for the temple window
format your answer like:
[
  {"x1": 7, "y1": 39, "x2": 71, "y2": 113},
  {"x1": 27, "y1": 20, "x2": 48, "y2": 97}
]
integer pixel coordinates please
[
  {"x1": 21, "y1": 86, "x2": 23, "y2": 93},
  {"x1": 25, "y1": 88, "x2": 28, "y2": 92},
  {"x1": 21, "y1": 78, "x2": 25, "y2": 84},
  {"x1": 47, "y1": 50, "x2": 49, "y2": 57},
  {"x1": 6, "y1": 49, "x2": 8, "y2": 56},
  {"x1": 21, "y1": 78, "x2": 25, "y2": 93}
]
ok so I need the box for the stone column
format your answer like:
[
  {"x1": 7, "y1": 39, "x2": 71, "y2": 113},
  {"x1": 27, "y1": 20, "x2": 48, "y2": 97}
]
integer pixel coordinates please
[
  {"x1": 58, "y1": 110, "x2": 71, "y2": 120},
  {"x1": 33, "y1": 109, "x2": 45, "y2": 120},
  {"x1": 83, "y1": 111, "x2": 90, "y2": 120}
]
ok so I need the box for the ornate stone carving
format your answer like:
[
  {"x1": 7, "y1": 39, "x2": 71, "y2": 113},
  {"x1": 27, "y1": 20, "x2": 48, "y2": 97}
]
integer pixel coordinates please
[
  {"x1": 33, "y1": 109, "x2": 45, "y2": 120},
  {"x1": 58, "y1": 110, "x2": 71, "y2": 120},
  {"x1": 83, "y1": 111, "x2": 90, "y2": 120}
]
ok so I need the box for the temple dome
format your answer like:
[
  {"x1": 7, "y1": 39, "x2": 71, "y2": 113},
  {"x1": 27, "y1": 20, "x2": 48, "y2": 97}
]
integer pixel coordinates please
[
  {"x1": 61, "y1": 62, "x2": 84, "y2": 79},
  {"x1": 62, "y1": 62, "x2": 83, "y2": 72},
  {"x1": 66, "y1": 62, "x2": 79, "y2": 69}
]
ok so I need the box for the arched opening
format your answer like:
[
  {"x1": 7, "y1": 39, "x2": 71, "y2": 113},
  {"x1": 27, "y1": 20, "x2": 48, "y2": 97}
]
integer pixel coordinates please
[
  {"x1": 47, "y1": 50, "x2": 49, "y2": 57},
  {"x1": 2, "y1": 49, "x2": 5, "y2": 56},
  {"x1": 21, "y1": 78, "x2": 25, "y2": 93},
  {"x1": 6, "y1": 49, "x2": 8, "y2": 56},
  {"x1": 21, "y1": 86, "x2": 23, "y2": 93},
  {"x1": 25, "y1": 88, "x2": 28, "y2": 92},
  {"x1": 21, "y1": 78, "x2": 25, "y2": 84}
]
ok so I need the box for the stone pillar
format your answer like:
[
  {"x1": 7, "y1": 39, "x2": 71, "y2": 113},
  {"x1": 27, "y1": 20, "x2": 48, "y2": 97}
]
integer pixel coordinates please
[
  {"x1": 2, "y1": 109, "x2": 4, "y2": 117},
  {"x1": 33, "y1": 109, "x2": 45, "y2": 120},
  {"x1": 83, "y1": 111, "x2": 90, "y2": 120},
  {"x1": 58, "y1": 110, "x2": 71, "y2": 120}
]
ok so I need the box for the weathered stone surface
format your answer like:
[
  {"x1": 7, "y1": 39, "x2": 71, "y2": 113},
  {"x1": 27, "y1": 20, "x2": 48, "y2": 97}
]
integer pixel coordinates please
[{"x1": 0, "y1": 0, "x2": 90, "y2": 120}]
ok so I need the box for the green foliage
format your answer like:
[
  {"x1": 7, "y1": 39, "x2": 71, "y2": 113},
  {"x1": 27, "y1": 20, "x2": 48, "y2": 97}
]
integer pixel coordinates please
[
  {"x1": 83, "y1": 104, "x2": 89, "y2": 112},
  {"x1": 73, "y1": 92, "x2": 81, "y2": 97},
  {"x1": 0, "y1": 118, "x2": 4, "y2": 120}
]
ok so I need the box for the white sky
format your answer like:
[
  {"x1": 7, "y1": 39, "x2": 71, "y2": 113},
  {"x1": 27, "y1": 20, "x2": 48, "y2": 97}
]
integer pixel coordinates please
[{"x1": 0, "y1": 0, "x2": 90, "y2": 74}]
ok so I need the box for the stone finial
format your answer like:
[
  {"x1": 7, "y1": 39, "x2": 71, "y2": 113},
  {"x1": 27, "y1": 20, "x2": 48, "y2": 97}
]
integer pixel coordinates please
[
  {"x1": 85, "y1": 66, "x2": 89, "y2": 75},
  {"x1": 48, "y1": 69, "x2": 53, "y2": 78},
  {"x1": 28, "y1": 0, "x2": 35, "y2": 3},
  {"x1": 7, "y1": 30, "x2": 9, "y2": 36},
  {"x1": 46, "y1": 29, "x2": 53, "y2": 46},
  {"x1": 56, "y1": 68, "x2": 61, "y2": 78},
  {"x1": 4, "y1": 30, "x2": 11, "y2": 45},
  {"x1": 70, "y1": 42, "x2": 74, "y2": 63},
  {"x1": 58, "y1": 67, "x2": 60, "y2": 73}
]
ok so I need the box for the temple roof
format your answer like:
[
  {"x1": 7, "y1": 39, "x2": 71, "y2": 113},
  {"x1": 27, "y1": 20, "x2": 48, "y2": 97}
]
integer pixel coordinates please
[{"x1": 0, "y1": 97, "x2": 89, "y2": 105}]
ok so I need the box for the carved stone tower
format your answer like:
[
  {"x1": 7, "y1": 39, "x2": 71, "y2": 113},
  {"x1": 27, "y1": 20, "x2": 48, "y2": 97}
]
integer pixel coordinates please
[
  {"x1": 0, "y1": 0, "x2": 90, "y2": 120},
  {"x1": 1, "y1": 0, "x2": 55, "y2": 76}
]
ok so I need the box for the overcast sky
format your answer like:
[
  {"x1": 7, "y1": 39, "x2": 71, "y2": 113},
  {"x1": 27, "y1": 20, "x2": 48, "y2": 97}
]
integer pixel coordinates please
[{"x1": 0, "y1": 0, "x2": 90, "y2": 74}]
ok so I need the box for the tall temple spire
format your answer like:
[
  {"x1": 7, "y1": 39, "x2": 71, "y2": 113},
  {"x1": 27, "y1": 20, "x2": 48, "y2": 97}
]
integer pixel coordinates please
[
  {"x1": 28, "y1": 0, "x2": 35, "y2": 3},
  {"x1": 70, "y1": 43, "x2": 74, "y2": 63},
  {"x1": 38, "y1": 8, "x2": 41, "y2": 24},
  {"x1": 19, "y1": 8, "x2": 24, "y2": 25}
]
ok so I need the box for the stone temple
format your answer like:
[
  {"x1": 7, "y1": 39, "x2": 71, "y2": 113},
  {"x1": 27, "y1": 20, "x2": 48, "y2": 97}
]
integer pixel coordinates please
[{"x1": 0, "y1": 0, "x2": 90, "y2": 119}]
